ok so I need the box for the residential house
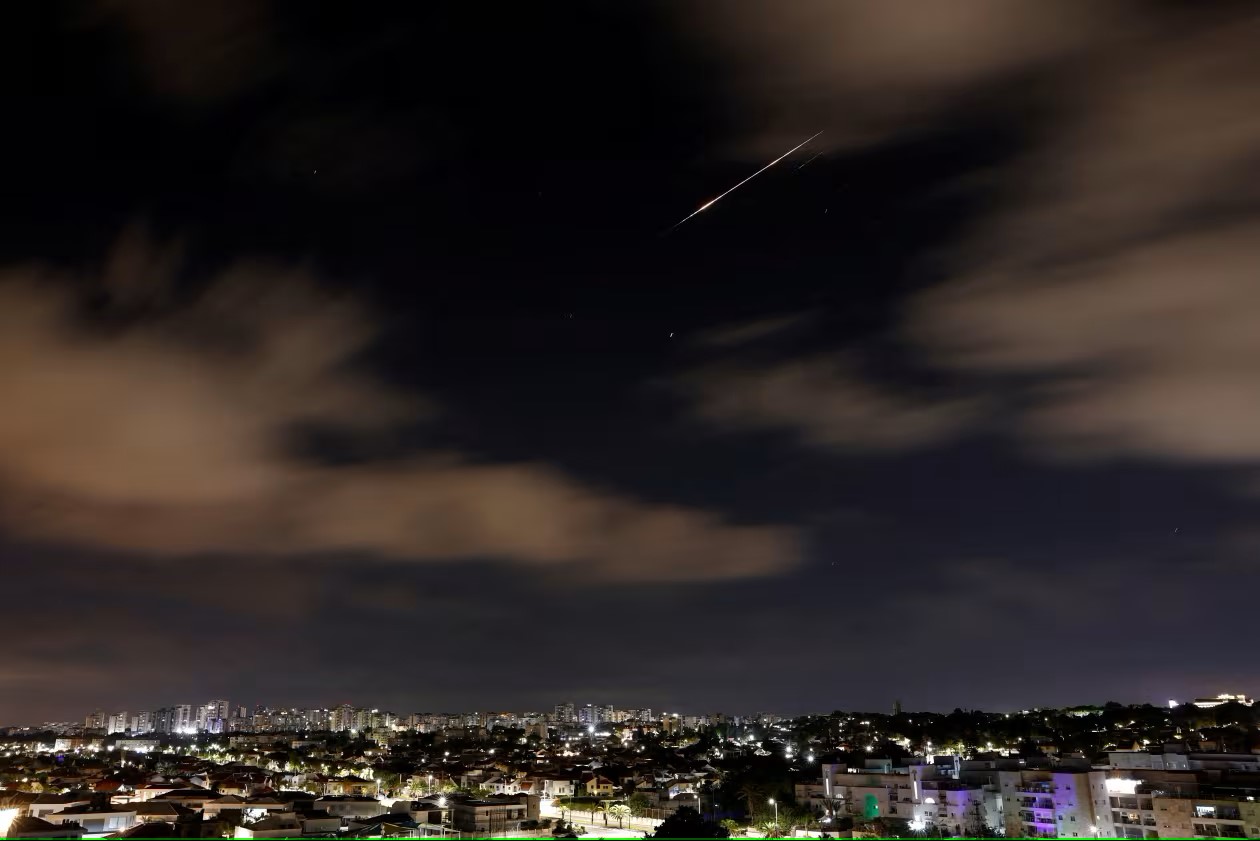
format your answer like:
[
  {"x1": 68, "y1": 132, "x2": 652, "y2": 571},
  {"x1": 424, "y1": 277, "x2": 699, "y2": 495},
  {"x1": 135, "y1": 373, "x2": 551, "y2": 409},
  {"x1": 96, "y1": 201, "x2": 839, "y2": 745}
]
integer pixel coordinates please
[
  {"x1": 296, "y1": 809, "x2": 342, "y2": 835},
  {"x1": 387, "y1": 798, "x2": 451, "y2": 827},
  {"x1": 152, "y1": 788, "x2": 222, "y2": 810},
  {"x1": 535, "y1": 776, "x2": 579, "y2": 798},
  {"x1": 312, "y1": 774, "x2": 376, "y2": 797},
  {"x1": 5, "y1": 816, "x2": 84, "y2": 840},
  {"x1": 449, "y1": 794, "x2": 539, "y2": 835},
  {"x1": 233, "y1": 813, "x2": 303, "y2": 839},
  {"x1": 315, "y1": 795, "x2": 386, "y2": 821},
  {"x1": 584, "y1": 775, "x2": 617, "y2": 798},
  {"x1": 28, "y1": 793, "x2": 93, "y2": 821},
  {"x1": 132, "y1": 801, "x2": 188, "y2": 824},
  {"x1": 47, "y1": 804, "x2": 138, "y2": 835}
]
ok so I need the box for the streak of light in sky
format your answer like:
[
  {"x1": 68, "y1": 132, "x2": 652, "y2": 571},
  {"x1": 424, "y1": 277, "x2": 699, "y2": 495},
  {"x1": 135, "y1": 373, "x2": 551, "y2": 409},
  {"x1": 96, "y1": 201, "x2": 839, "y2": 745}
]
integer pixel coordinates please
[
  {"x1": 666, "y1": 131, "x2": 824, "y2": 233},
  {"x1": 796, "y1": 152, "x2": 823, "y2": 170}
]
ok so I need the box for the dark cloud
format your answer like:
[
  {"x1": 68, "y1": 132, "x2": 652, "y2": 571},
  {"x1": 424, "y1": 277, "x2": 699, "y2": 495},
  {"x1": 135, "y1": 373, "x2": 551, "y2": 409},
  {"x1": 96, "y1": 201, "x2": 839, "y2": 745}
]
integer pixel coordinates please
[
  {"x1": 676, "y1": 356, "x2": 979, "y2": 453},
  {"x1": 670, "y1": 0, "x2": 1132, "y2": 155},
  {"x1": 0, "y1": 234, "x2": 798, "y2": 583},
  {"x1": 88, "y1": 0, "x2": 278, "y2": 102},
  {"x1": 905, "y1": 16, "x2": 1260, "y2": 464}
]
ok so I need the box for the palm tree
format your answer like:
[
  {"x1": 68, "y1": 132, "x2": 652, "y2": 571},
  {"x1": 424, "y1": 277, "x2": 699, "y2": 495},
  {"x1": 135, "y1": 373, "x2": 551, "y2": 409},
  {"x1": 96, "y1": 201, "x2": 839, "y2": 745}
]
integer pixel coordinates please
[
  {"x1": 738, "y1": 782, "x2": 768, "y2": 819},
  {"x1": 756, "y1": 816, "x2": 782, "y2": 838},
  {"x1": 608, "y1": 804, "x2": 631, "y2": 828},
  {"x1": 595, "y1": 801, "x2": 609, "y2": 827}
]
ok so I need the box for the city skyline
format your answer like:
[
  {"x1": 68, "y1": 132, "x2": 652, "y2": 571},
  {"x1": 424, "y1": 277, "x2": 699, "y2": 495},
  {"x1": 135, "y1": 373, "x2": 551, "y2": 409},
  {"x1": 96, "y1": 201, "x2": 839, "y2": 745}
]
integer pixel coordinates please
[{"x1": 15, "y1": 693, "x2": 1257, "y2": 735}]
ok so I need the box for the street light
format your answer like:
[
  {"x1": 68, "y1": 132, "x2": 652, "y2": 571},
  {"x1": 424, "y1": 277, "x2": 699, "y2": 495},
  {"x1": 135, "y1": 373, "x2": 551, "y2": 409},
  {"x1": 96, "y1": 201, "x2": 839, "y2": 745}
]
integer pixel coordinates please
[{"x1": 769, "y1": 798, "x2": 779, "y2": 837}]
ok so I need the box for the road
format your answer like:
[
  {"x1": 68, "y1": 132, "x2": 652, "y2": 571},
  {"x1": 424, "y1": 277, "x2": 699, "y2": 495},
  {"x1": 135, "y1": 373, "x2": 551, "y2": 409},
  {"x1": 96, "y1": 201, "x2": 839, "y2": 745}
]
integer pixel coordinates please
[{"x1": 540, "y1": 803, "x2": 661, "y2": 837}]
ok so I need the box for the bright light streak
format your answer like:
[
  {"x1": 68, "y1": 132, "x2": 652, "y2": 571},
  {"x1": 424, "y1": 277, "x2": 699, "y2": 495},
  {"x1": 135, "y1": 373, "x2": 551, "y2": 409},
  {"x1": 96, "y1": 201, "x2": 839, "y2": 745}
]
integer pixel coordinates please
[
  {"x1": 667, "y1": 131, "x2": 824, "y2": 232},
  {"x1": 0, "y1": 808, "x2": 17, "y2": 835}
]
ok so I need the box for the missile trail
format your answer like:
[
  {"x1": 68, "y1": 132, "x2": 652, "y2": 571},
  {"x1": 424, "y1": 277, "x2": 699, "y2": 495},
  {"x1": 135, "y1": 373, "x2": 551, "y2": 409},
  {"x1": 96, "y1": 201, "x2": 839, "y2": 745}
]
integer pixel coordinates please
[
  {"x1": 795, "y1": 151, "x2": 823, "y2": 170},
  {"x1": 666, "y1": 130, "x2": 823, "y2": 234}
]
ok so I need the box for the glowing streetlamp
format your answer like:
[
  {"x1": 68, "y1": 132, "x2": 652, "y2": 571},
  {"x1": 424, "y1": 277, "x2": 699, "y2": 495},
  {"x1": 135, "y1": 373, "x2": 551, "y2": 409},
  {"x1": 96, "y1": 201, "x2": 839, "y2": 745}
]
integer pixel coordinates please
[{"x1": 769, "y1": 798, "x2": 779, "y2": 837}]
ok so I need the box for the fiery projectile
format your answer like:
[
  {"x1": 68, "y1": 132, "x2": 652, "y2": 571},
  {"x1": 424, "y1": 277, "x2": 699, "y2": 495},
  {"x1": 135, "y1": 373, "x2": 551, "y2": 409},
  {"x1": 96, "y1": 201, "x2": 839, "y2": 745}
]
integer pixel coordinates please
[{"x1": 666, "y1": 131, "x2": 823, "y2": 233}]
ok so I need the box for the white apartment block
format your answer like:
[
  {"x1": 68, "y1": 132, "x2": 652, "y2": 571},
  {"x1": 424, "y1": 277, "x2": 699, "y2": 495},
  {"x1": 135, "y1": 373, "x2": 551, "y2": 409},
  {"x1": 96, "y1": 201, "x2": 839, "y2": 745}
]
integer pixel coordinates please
[
  {"x1": 796, "y1": 763, "x2": 1001, "y2": 836},
  {"x1": 997, "y1": 769, "x2": 1115, "y2": 839},
  {"x1": 799, "y1": 761, "x2": 1120, "y2": 838}
]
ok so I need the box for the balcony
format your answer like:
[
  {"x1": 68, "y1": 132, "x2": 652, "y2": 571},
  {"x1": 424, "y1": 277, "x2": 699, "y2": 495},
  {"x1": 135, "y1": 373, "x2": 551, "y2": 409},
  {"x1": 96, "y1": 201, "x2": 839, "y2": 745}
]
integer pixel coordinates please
[{"x1": 1016, "y1": 785, "x2": 1055, "y2": 795}]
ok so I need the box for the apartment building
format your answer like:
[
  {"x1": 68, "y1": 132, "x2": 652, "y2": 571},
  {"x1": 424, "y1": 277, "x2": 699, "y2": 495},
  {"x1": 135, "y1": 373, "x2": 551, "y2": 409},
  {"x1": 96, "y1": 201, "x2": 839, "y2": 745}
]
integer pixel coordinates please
[
  {"x1": 1100, "y1": 776, "x2": 1260, "y2": 840},
  {"x1": 815, "y1": 764, "x2": 907, "y2": 820},
  {"x1": 796, "y1": 761, "x2": 1000, "y2": 835},
  {"x1": 997, "y1": 769, "x2": 1115, "y2": 839},
  {"x1": 1151, "y1": 792, "x2": 1260, "y2": 839},
  {"x1": 449, "y1": 794, "x2": 539, "y2": 835}
]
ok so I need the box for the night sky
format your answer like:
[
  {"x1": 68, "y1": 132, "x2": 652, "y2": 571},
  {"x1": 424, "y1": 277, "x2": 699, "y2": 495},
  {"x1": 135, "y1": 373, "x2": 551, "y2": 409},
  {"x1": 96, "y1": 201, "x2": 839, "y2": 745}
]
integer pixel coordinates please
[{"x1": 4, "y1": 1, "x2": 1260, "y2": 724}]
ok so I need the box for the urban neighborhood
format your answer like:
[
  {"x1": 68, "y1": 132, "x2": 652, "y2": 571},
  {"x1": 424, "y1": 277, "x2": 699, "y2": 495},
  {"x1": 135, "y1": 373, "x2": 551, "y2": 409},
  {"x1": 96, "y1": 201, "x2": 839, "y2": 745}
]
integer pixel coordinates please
[{"x1": 3, "y1": 695, "x2": 1260, "y2": 838}]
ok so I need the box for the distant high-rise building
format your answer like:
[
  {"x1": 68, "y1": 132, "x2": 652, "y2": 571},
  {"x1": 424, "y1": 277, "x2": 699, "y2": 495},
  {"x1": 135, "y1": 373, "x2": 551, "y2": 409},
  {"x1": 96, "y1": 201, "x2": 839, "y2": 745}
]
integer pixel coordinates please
[
  {"x1": 151, "y1": 707, "x2": 176, "y2": 734},
  {"x1": 330, "y1": 704, "x2": 356, "y2": 732},
  {"x1": 174, "y1": 704, "x2": 194, "y2": 733},
  {"x1": 130, "y1": 711, "x2": 153, "y2": 734},
  {"x1": 203, "y1": 699, "x2": 230, "y2": 733},
  {"x1": 554, "y1": 702, "x2": 576, "y2": 723},
  {"x1": 107, "y1": 711, "x2": 129, "y2": 734},
  {"x1": 84, "y1": 710, "x2": 105, "y2": 730}
]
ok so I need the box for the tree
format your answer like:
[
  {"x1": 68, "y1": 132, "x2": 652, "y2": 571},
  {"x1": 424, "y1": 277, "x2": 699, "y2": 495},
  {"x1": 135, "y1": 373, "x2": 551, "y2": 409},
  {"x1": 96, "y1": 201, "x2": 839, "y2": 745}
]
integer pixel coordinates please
[
  {"x1": 652, "y1": 807, "x2": 729, "y2": 839},
  {"x1": 737, "y1": 782, "x2": 768, "y2": 818},
  {"x1": 866, "y1": 816, "x2": 913, "y2": 838},
  {"x1": 628, "y1": 792, "x2": 653, "y2": 817},
  {"x1": 608, "y1": 804, "x2": 631, "y2": 829},
  {"x1": 719, "y1": 818, "x2": 744, "y2": 837}
]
